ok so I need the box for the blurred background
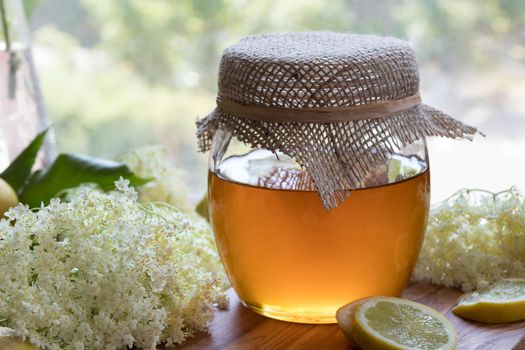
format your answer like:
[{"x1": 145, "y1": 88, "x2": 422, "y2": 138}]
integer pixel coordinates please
[{"x1": 18, "y1": 0, "x2": 525, "y2": 201}]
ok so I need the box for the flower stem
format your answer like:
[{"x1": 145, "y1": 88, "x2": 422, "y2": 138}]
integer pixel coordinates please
[{"x1": 0, "y1": 0, "x2": 10, "y2": 51}]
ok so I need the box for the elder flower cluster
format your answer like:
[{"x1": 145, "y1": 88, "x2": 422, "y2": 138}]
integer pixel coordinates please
[
  {"x1": 412, "y1": 187, "x2": 525, "y2": 292},
  {"x1": 117, "y1": 146, "x2": 192, "y2": 211},
  {"x1": 117, "y1": 145, "x2": 229, "y2": 289},
  {"x1": 0, "y1": 179, "x2": 227, "y2": 350}
]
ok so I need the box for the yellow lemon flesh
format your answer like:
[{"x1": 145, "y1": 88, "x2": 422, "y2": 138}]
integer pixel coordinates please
[
  {"x1": 0, "y1": 178, "x2": 18, "y2": 217},
  {"x1": 452, "y1": 278, "x2": 525, "y2": 323},
  {"x1": 0, "y1": 327, "x2": 38, "y2": 350},
  {"x1": 352, "y1": 297, "x2": 457, "y2": 350}
]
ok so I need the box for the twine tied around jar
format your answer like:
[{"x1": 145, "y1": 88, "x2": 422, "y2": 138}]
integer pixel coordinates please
[
  {"x1": 197, "y1": 32, "x2": 479, "y2": 209},
  {"x1": 216, "y1": 92, "x2": 422, "y2": 122}
]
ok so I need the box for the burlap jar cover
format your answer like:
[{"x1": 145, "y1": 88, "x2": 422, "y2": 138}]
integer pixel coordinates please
[{"x1": 197, "y1": 32, "x2": 478, "y2": 209}]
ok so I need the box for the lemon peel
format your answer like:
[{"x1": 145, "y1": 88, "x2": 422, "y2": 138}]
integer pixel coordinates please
[
  {"x1": 0, "y1": 178, "x2": 18, "y2": 217},
  {"x1": 453, "y1": 278, "x2": 525, "y2": 323}
]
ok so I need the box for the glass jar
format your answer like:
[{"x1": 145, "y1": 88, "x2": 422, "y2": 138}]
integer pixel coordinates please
[
  {"x1": 208, "y1": 130, "x2": 430, "y2": 323},
  {"x1": 0, "y1": 0, "x2": 54, "y2": 170},
  {"x1": 198, "y1": 32, "x2": 476, "y2": 324}
]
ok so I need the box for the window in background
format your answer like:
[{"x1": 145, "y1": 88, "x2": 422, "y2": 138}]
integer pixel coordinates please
[{"x1": 25, "y1": 0, "x2": 525, "y2": 201}]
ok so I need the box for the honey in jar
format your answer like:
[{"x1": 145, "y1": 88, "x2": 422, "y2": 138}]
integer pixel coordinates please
[{"x1": 197, "y1": 32, "x2": 477, "y2": 323}]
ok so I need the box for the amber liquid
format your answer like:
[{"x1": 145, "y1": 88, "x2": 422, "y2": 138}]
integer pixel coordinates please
[{"x1": 208, "y1": 169, "x2": 430, "y2": 323}]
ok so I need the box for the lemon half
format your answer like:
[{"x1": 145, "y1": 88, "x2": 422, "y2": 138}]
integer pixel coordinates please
[
  {"x1": 352, "y1": 297, "x2": 457, "y2": 350},
  {"x1": 0, "y1": 178, "x2": 18, "y2": 218},
  {"x1": 0, "y1": 327, "x2": 38, "y2": 350},
  {"x1": 452, "y1": 278, "x2": 525, "y2": 323}
]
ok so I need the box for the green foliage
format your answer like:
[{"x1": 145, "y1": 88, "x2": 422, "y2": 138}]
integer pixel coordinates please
[
  {"x1": 81, "y1": 0, "x2": 348, "y2": 87},
  {"x1": 0, "y1": 128, "x2": 150, "y2": 208},
  {"x1": 29, "y1": 0, "x2": 525, "y2": 193},
  {"x1": 79, "y1": 0, "x2": 525, "y2": 86},
  {"x1": 22, "y1": 0, "x2": 43, "y2": 18},
  {"x1": 0, "y1": 129, "x2": 47, "y2": 194},
  {"x1": 20, "y1": 153, "x2": 150, "y2": 208}
]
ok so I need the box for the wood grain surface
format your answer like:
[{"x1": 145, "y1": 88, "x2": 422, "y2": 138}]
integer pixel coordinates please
[{"x1": 170, "y1": 283, "x2": 525, "y2": 350}]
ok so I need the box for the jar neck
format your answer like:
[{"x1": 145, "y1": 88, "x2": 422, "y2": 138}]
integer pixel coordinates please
[{"x1": 209, "y1": 133, "x2": 428, "y2": 192}]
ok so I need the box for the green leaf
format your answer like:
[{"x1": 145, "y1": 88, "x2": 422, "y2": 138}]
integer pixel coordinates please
[
  {"x1": 0, "y1": 128, "x2": 48, "y2": 194},
  {"x1": 19, "y1": 153, "x2": 150, "y2": 208},
  {"x1": 195, "y1": 194, "x2": 209, "y2": 222}
]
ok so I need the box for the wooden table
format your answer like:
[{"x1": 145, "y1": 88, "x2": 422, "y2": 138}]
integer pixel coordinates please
[{"x1": 173, "y1": 283, "x2": 525, "y2": 349}]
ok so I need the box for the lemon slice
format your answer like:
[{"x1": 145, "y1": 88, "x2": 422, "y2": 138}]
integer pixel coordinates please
[
  {"x1": 352, "y1": 297, "x2": 457, "y2": 350},
  {"x1": 336, "y1": 297, "x2": 371, "y2": 348},
  {"x1": 452, "y1": 278, "x2": 525, "y2": 323},
  {"x1": 0, "y1": 327, "x2": 38, "y2": 349}
]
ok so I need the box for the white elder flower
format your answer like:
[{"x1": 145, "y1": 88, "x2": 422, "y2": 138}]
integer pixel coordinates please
[
  {"x1": 116, "y1": 146, "x2": 191, "y2": 211},
  {"x1": 116, "y1": 146, "x2": 229, "y2": 289},
  {"x1": 412, "y1": 187, "x2": 525, "y2": 292},
  {"x1": 0, "y1": 182, "x2": 228, "y2": 350}
]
